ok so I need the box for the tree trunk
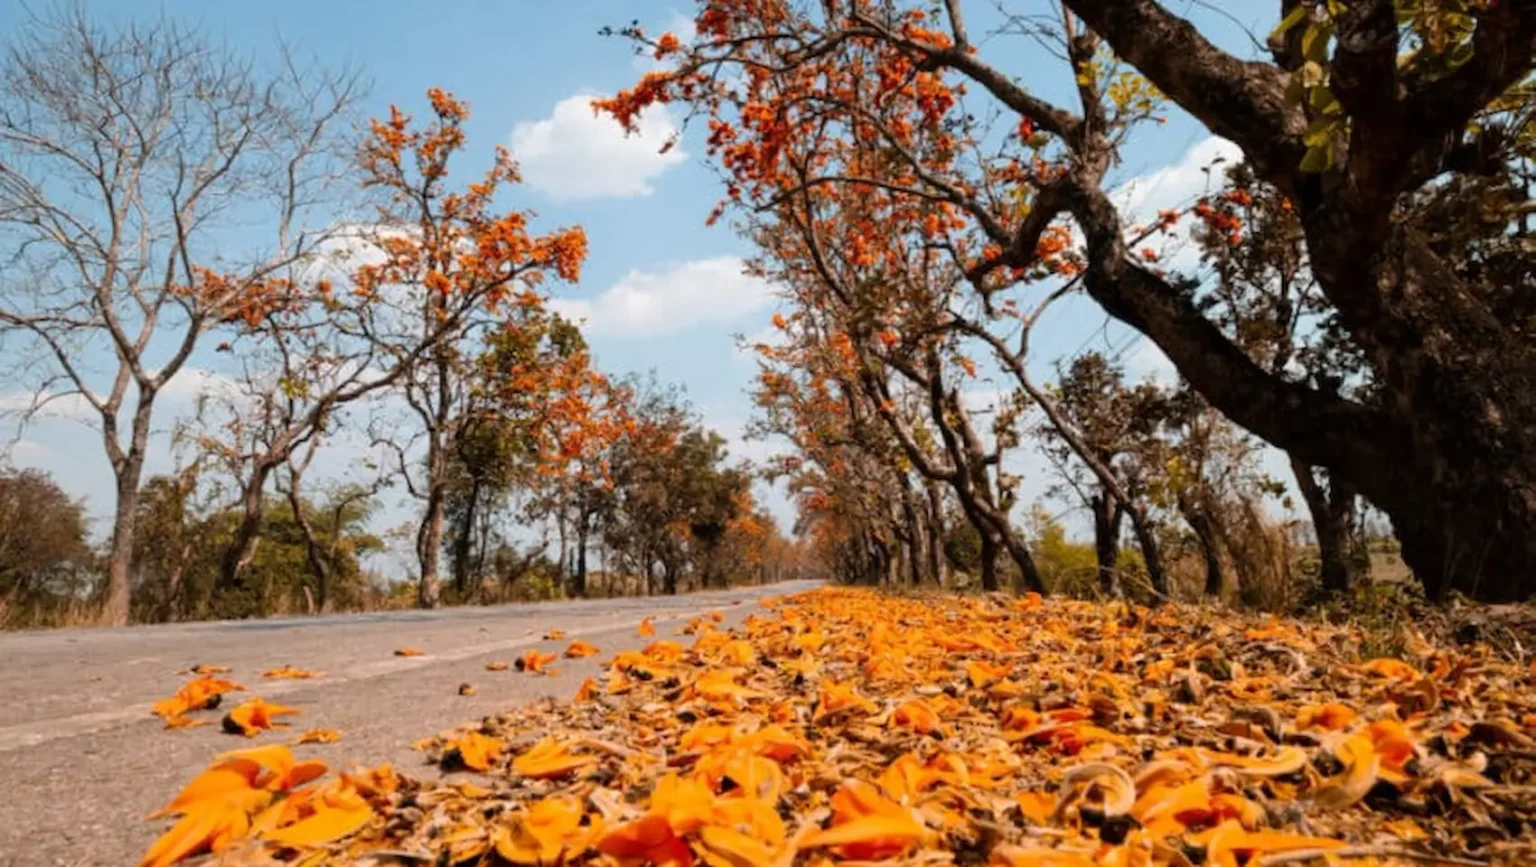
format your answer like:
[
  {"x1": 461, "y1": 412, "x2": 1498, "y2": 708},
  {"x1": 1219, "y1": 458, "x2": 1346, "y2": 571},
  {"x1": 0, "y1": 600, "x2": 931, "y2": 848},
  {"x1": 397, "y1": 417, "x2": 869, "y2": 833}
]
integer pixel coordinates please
[
  {"x1": 1091, "y1": 493, "x2": 1126, "y2": 597},
  {"x1": 977, "y1": 531, "x2": 1000, "y2": 592},
  {"x1": 1126, "y1": 504, "x2": 1168, "y2": 598},
  {"x1": 662, "y1": 561, "x2": 678, "y2": 595},
  {"x1": 100, "y1": 455, "x2": 145, "y2": 626},
  {"x1": 417, "y1": 488, "x2": 444, "y2": 609},
  {"x1": 1290, "y1": 456, "x2": 1363, "y2": 595},
  {"x1": 220, "y1": 466, "x2": 272, "y2": 598},
  {"x1": 1179, "y1": 496, "x2": 1235, "y2": 599},
  {"x1": 452, "y1": 479, "x2": 481, "y2": 598},
  {"x1": 573, "y1": 510, "x2": 589, "y2": 598},
  {"x1": 926, "y1": 482, "x2": 948, "y2": 588},
  {"x1": 285, "y1": 477, "x2": 332, "y2": 614}
]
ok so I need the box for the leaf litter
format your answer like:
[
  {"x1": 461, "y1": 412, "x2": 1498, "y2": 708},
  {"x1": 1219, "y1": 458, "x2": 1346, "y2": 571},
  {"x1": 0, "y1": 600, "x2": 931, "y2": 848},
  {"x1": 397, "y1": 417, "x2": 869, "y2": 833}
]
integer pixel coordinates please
[{"x1": 143, "y1": 588, "x2": 1536, "y2": 866}]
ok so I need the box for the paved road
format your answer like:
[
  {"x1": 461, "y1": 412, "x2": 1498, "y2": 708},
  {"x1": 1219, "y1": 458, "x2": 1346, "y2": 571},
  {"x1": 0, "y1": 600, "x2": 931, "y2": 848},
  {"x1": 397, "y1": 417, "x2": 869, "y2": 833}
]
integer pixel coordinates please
[{"x1": 0, "y1": 581, "x2": 819, "y2": 866}]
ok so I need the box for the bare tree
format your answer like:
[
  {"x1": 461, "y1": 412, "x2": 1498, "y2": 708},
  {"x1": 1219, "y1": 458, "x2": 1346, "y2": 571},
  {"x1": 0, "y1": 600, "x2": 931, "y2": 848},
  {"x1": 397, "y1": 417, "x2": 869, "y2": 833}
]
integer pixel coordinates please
[{"x1": 0, "y1": 8, "x2": 361, "y2": 623}]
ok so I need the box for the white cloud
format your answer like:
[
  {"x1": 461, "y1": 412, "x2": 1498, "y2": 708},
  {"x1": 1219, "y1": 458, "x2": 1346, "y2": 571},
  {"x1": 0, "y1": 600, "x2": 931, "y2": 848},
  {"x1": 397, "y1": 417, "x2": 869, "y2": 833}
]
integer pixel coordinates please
[
  {"x1": 511, "y1": 94, "x2": 686, "y2": 203},
  {"x1": 0, "y1": 390, "x2": 95, "y2": 423},
  {"x1": 552, "y1": 256, "x2": 774, "y2": 338},
  {"x1": 1110, "y1": 136, "x2": 1243, "y2": 276},
  {"x1": 1112, "y1": 136, "x2": 1242, "y2": 223}
]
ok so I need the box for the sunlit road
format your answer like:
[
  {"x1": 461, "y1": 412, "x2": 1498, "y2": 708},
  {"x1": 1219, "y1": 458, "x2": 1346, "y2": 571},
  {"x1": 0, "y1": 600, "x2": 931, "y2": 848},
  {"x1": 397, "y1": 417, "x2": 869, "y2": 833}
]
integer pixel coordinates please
[{"x1": 0, "y1": 580, "x2": 819, "y2": 866}]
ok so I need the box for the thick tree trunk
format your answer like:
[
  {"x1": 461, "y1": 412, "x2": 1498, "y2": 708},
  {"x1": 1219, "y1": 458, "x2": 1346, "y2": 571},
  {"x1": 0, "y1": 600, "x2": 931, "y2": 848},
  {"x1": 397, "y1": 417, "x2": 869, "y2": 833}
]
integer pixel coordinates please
[
  {"x1": 1091, "y1": 493, "x2": 1125, "y2": 597},
  {"x1": 662, "y1": 561, "x2": 678, "y2": 595},
  {"x1": 100, "y1": 458, "x2": 144, "y2": 626}
]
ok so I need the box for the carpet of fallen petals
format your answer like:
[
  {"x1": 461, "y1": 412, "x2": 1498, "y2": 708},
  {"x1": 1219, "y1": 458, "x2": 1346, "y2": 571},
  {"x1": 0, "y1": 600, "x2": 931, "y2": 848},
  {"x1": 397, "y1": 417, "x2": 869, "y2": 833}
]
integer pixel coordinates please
[{"x1": 147, "y1": 588, "x2": 1536, "y2": 867}]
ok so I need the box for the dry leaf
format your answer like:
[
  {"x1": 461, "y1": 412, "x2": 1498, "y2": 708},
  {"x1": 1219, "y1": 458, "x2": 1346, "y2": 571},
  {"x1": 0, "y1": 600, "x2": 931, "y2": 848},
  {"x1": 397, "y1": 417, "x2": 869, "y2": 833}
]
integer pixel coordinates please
[
  {"x1": 394, "y1": 647, "x2": 424, "y2": 657},
  {"x1": 459, "y1": 683, "x2": 478, "y2": 696},
  {"x1": 485, "y1": 660, "x2": 510, "y2": 671}
]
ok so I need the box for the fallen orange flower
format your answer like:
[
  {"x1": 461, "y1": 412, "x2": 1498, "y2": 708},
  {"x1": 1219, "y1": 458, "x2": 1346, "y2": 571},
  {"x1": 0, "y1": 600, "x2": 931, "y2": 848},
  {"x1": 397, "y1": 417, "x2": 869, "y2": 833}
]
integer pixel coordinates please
[
  {"x1": 544, "y1": 628, "x2": 567, "y2": 640},
  {"x1": 222, "y1": 698, "x2": 301, "y2": 737},
  {"x1": 516, "y1": 648, "x2": 558, "y2": 674},
  {"x1": 294, "y1": 728, "x2": 341, "y2": 745},
  {"x1": 798, "y1": 779, "x2": 929, "y2": 859},
  {"x1": 511, "y1": 737, "x2": 596, "y2": 779},
  {"x1": 445, "y1": 731, "x2": 503, "y2": 772},
  {"x1": 494, "y1": 796, "x2": 599, "y2": 864},
  {"x1": 565, "y1": 639, "x2": 600, "y2": 658},
  {"x1": 637, "y1": 616, "x2": 656, "y2": 637},
  {"x1": 153, "y1": 675, "x2": 245, "y2": 726},
  {"x1": 394, "y1": 647, "x2": 424, "y2": 657}
]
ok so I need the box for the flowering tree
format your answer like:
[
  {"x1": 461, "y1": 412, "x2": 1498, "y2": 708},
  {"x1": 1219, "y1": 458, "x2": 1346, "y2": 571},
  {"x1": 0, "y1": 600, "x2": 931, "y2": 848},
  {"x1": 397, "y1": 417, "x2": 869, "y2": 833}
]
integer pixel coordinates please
[
  {"x1": 601, "y1": 0, "x2": 1536, "y2": 601},
  {"x1": 208, "y1": 88, "x2": 587, "y2": 608}
]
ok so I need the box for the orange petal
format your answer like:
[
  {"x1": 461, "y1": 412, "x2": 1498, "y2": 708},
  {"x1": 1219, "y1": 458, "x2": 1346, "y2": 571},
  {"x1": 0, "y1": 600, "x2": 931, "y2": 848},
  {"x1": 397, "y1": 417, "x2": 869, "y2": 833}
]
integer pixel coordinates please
[
  {"x1": 262, "y1": 803, "x2": 373, "y2": 847},
  {"x1": 565, "y1": 639, "x2": 600, "y2": 658}
]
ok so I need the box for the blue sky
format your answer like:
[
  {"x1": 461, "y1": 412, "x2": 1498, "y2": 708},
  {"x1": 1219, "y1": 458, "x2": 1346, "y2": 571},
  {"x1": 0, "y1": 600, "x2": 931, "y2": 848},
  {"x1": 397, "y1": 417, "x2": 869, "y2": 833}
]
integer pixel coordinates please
[{"x1": 1, "y1": 0, "x2": 1296, "y2": 555}]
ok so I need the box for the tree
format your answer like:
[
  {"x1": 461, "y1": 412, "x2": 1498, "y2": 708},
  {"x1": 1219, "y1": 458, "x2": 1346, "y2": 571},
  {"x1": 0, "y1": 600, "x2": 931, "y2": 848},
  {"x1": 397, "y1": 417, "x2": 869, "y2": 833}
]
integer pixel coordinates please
[
  {"x1": 204, "y1": 88, "x2": 587, "y2": 608},
  {"x1": 453, "y1": 314, "x2": 623, "y2": 600},
  {"x1": 602, "y1": 0, "x2": 1536, "y2": 601},
  {"x1": 0, "y1": 9, "x2": 361, "y2": 623},
  {"x1": 1185, "y1": 162, "x2": 1368, "y2": 594},
  {"x1": 1036, "y1": 353, "x2": 1169, "y2": 597},
  {"x1": 0, "y1": 467, "x2": 94, "y2": 625}
]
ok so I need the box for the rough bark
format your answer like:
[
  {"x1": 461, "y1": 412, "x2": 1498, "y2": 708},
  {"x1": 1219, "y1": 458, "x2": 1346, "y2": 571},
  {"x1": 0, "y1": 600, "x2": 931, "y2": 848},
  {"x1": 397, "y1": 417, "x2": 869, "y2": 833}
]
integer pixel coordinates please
[
  {"x1": 100, "y1": 462, "x2": 144, "y2": 626},
  {"x1": 1056, "y1": 0, "x2": 1536, "y2": 601}
]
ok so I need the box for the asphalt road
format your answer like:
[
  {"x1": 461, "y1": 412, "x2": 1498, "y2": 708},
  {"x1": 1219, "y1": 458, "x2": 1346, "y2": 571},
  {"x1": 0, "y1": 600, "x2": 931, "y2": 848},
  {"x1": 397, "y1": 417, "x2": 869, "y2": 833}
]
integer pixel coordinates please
[{"x1": 0, "y1": 581, "x2": 819, "y2": 866}]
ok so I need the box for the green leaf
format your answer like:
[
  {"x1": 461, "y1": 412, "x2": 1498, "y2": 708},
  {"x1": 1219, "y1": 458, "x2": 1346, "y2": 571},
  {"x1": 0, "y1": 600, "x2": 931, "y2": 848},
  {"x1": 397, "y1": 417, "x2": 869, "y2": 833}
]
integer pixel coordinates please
[
  {"x1": 1302, "y1": 22, "x2": 1333, "y2": 63},
  {"x1": 1301, "y1": 60, "x2": 1327, "y2": 88},
  {"x1": 1269, "y1": 4, "x2": 1309, "y2": 43},
  {"x1": 1307, "y1": 85, "x2": 1342, "y2": 115},
  {"x1": 1304, "y1": 115, "x2": 1336, "y2": 147},
  {"x1": 1284, "y1": 72, "x2": 1307, "y2": 107},
  {"x1": 1300, "y1": 140, "x2": 1335, "y2": 172}
]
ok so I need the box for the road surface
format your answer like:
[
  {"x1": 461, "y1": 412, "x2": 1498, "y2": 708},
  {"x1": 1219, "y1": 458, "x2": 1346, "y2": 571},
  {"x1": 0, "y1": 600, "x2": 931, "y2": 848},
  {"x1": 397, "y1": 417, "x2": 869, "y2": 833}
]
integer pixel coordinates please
[{"x1": 0, "y1": 581, "x2": 819, "y2": 866}]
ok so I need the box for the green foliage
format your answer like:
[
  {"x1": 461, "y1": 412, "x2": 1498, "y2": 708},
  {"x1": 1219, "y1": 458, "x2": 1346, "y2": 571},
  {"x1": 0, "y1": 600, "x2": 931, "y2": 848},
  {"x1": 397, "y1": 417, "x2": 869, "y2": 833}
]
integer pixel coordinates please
[
  {"x1": 0, "y1": 468, "x2": 98, "y2": 627},
  {"x1": 132, "y1": 478, "x2": 383, "y2": 622},
  {"x1": 1026, "y1": 508, "x2": 1098, "y2": 596}
]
